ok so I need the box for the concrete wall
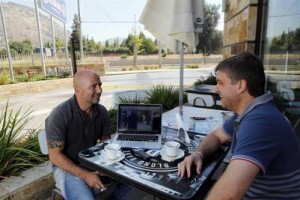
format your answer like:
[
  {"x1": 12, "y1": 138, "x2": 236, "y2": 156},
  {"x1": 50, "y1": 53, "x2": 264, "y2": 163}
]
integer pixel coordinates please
[{"x1": 223, "y1": 0, "x2": 259, "y2": 58}]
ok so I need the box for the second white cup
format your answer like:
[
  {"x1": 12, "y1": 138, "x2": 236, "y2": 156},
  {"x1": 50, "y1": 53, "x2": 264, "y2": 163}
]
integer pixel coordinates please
[
  {"x1": 104, "y1": 143, "x2": 121, "y2": 160},
  {"x1": 164, "y1": 141, "x2": 180, "y2": 157}
]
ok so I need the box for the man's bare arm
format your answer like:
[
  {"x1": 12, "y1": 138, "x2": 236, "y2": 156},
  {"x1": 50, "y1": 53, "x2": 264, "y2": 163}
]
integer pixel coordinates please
[
  {"x1": 206, "y1": 159, "x2": 260, "y2": 200},
  {"x1": 196, "y1": 127, "x2": 229, "y2": 157},
  {"x1": 48, "y1": 140, "x2": 105, "y2": 189},
  {"x1": 178, "y1": 127, "x2": 230, "y2": 177}
]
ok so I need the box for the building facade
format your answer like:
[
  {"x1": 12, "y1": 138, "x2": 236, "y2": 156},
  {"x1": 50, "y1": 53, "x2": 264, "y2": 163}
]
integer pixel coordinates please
[{"x1": 223, "y1": 0, "x2": 300, "y2": 125}]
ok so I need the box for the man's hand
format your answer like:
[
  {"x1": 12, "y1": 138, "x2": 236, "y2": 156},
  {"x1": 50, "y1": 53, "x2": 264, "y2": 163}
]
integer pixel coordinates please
[
  {"x1": 83, "y1": 171, "x2": 106, "y2": 190},
  {"x1": 177, "y1": 153, "x2": 203, "y2": 178}
]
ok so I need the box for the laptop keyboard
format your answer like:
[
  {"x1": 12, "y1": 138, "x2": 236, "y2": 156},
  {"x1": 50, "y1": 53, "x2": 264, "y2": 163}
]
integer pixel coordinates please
[{"x1": 117, "y1": 134, "x2": 158, "y2": 142}]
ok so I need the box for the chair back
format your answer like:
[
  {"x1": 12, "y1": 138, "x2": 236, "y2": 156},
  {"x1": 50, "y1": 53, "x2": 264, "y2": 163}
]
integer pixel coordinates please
[
  {"x1": 38, "y1": 130, "x2": 48, "y2": 155},
  {"x1": 193, "y1": 96, "x2": 207, "y2": 107}
]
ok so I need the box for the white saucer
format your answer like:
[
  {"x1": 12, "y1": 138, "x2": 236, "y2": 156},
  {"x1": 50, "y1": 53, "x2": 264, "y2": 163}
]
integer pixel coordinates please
[
  {"x1": 100, "y1": 151, "x2": 125, "y2": 163},
  {"x1": 160, "y1": 148, "x2": 184, "y2": 162}
]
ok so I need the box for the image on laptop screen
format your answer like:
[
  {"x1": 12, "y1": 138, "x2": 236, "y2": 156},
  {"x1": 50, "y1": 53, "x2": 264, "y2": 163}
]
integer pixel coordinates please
[
  {"x1": 113, "y1": 103, "x2": 162, "y2": 149},
  {"x1": 118, "y1": 104, "x2": 162, "y2": 134}
]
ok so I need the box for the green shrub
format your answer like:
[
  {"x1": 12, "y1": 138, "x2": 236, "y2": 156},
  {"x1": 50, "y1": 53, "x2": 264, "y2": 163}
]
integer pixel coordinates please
[
  {"x1": 108, "y1": 108, "x2": 117, "y2": 135},
  {"x1": 120, "y1": 54, "x2": 128, "y2": 59},
  {"x1": 0, "y1": 71, "x2": 11, "y2": 85},
  {"x1": 145, "y1": 85, "x2": 187, "y2": 112},
  {"x1": 117, "y1": 94, "x2": 146, "y2": 104},
  {"x1": 14, "y1": 74, "x2": 30, "y2": 82},
  {"x1": 186, "y1": 65, "x2": 199, "y2": 69},
  {"x1": 114, "y1": 85, "x2": 187, "y2": 112},
  {"x1": 109, "y1": 85, "x2": 187, "y2": 133},
  {"x1": 194, "y1": 73, "x2": 217, "y2": 86},
  {"x1": 0, "y1": 103, "x2": 47, "y2": 179}
]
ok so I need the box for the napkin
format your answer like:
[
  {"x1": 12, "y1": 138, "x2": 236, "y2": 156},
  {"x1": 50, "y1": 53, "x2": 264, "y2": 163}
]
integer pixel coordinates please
[{"x1": 176, "y1": 113, "x2": 191, "y2": 144}]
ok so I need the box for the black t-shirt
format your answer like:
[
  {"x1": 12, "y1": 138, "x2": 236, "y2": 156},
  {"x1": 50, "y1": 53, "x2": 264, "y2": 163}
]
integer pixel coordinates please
[{"x1": 45, "y1": 95, "x2": 110, "y2": 164}]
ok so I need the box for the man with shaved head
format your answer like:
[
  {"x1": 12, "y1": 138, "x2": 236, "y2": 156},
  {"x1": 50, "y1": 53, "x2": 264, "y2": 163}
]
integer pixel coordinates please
[{"x1": 45, "y1": 69, "x2": 113, "y2": 199}]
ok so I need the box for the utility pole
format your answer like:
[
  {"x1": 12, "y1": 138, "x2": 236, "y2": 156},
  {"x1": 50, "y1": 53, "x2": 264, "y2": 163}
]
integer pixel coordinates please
[
  {"x1": 51, "y1": 15, "x2": 56, "y2": 58},
  {"x1": 77, "y1": 0, "x2": 83, "y2": 61},
  {"x1": 0, "y1": 0, "x2": 14, "y2": 81},
  {"x1": 34, "y1": 0, "x2": 46, "y2": 76}
]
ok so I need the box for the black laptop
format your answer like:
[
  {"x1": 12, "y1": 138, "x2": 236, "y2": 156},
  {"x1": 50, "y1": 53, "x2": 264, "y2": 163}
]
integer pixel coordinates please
[{"x1": 112, "y1": 103, "x2": 162, "y2": 149}]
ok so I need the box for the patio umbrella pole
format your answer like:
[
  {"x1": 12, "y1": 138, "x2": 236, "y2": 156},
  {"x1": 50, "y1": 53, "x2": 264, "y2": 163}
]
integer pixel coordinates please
[{"x1": 179, "y1": 42, "x2": 184, "y2": 116}]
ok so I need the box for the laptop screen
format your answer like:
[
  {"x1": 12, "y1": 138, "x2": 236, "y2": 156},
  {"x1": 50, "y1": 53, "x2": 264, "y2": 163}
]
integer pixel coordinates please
[{"x1": 117, "y1": 103, "x2": 162, "y2": 134}]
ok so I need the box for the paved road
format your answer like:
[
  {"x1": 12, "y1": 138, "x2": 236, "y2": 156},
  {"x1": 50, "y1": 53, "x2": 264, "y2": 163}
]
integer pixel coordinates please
[{"x1": 0, "y1": 68, "x2": 214, "y2": 132}]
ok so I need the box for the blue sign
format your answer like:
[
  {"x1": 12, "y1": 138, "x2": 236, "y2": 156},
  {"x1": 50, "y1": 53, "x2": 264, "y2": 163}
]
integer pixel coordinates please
[{"x1": 39, "y1": 0, "x2": 67, "y2": 22}]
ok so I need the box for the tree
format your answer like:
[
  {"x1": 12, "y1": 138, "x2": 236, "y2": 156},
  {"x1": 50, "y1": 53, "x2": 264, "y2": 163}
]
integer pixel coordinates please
[
  {"x1": 44, "y1": 41, "x2": 51, "y2": 48},
  {"x1": 132, "y1": 34, "x2": 143, "y2": 67},
  {"x1": 9, "y1": 40, "x2": 33, "y2": 54},
  {"x1": 55, "y1": 37, "x2": 65, "y2": 49},
  {"x1": 210, "y1": 30, "x2": 223, "y2": 54},
  {"x1": 105, "y1": 40, "x2": 110, "y2": 48},
  {"x1": 139, "y1": 32, "x2": 158, "y2": 54},
  {"x1": 124, "y1": 32, "x2": 144, "y2": 67},
  {"x1": 196, "y1": 4, "x2": 221, "y2": 55},
  {"x1": 112, "y1": 38, "x2": 119, "y2": 48},
  {"x1": 95, "y1": 41, "x2": 102, "y2": 51},
  {"x1": 292, "y1": 28, "x2": 300, "y2": 50},
  {"x1": 69, "y1": 14, "x2": 81, "y2": 51},
  {"x1": 141, "y1": 37, "x2": 158, "y2": 54},
  {"x1": 270, "y1": 28, "x2": 300, "y2": 52},
  {"x1": 124, "y1": 34, "x2": 134, "y2": 54}
]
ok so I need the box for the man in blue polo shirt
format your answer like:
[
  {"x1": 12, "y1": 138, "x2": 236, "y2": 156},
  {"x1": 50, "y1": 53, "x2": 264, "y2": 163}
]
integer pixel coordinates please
[{"x1": 178, "y1": 52, "x2": 300, "y2": 199}]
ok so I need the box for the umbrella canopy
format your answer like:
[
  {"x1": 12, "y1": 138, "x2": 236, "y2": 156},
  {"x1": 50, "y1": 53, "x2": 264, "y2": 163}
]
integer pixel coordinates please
[
  {"x1": 139, "y1": 0, "x2": 205, "y2": 114},
  {"x1": 139, "y1": 0, "x2": 204, "y2": 52}
]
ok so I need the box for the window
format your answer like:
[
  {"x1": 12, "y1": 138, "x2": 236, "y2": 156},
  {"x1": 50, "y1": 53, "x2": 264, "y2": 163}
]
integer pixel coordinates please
[{"x1": 261, "y1": 0, "x2": 300, "y2": 124}]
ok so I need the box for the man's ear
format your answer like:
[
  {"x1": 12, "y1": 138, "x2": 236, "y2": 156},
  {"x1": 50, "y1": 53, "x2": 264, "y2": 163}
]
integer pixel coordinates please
[
  {"x1": 238, "y1": 79, "x2": 247, "y2": 93},
  {"x1": 74, "y1": 86, "x2": 80, "y2": 94}
]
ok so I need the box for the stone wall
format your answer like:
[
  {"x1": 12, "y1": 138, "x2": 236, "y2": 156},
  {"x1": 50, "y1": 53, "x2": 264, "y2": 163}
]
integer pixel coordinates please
[
  {"x1": 76, "y1": 63, "x2": 106, "y2": 76},
  {"x1": 11, "y1": 64, "x2": 105, "y2": 76},
  {"x1": 223, "y1": 0, "x2": 259, "y2": 58},
  {"x1": 0, "y1": 163, "x2": 55, "y2": 200},
  {"x1": 0, "y1": 78, "x2": 73, "y2": 99}
]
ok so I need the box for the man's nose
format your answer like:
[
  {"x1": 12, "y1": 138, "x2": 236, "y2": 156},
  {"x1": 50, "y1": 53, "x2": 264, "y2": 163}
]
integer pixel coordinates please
[
  {"x1": 215, "y1": 85, "x2": 220, "y2": 94},
  {"x1": 96, "y1": 85, "x2": 102, "y2": 93}
]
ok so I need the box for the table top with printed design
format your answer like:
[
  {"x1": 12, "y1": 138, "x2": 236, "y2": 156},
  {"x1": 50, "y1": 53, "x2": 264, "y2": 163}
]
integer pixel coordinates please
[{"x1": 79, "y1": 106, "x2": 230, "y2": 200}]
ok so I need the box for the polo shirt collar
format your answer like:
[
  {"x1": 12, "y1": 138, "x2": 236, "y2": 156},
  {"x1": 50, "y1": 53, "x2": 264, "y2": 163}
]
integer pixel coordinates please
[
  {"x1": 70, "y1": 95, "x2": 99, "y2": 116},
  {"x1": 236, "y1": 91, "x2": 273, "y2": 123}
]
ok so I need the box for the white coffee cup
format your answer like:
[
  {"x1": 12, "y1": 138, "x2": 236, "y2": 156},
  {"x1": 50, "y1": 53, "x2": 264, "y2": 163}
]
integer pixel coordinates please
[
  {"x1": 164, "y1": 141, "x2": 180, "y2": 157},
  {"x1": 104, "y1": 143, "x2": 121, "y2": 160}
]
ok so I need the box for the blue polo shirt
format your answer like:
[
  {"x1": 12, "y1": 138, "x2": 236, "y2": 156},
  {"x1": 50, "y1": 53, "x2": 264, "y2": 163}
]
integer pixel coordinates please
[
  {"x1": 222, "y1": 92, "x2": 300, "y2": 199},
  {"x1": 45, "y1": 95, "x2": 110, "y2": 164}
]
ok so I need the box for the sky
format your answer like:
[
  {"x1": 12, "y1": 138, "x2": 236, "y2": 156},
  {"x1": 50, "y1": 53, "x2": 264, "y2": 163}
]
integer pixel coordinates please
[
  {"x1": 266, "y1": 0, "x2": 300, "y2": 38},
  {"x1": 5, "y1": 0, "x2": 223, "y2": 43}
]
